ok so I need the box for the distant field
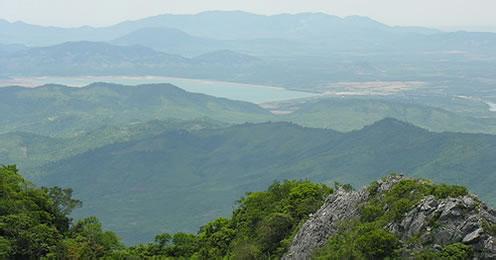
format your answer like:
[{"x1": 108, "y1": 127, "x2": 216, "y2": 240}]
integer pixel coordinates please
[{"x1": 319, "y1": 81, "x2": 424, "y2": 96}]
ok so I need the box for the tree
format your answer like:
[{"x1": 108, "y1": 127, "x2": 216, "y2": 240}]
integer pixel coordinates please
[
  {"x1": 197, "y1": 218, "x2": 235, "y2": 258},
  {"x1": 68, "y1": 216, "x2": 123, "y2": 258}
]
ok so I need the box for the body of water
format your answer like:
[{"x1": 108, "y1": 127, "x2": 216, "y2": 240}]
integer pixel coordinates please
[{"x1": 0, "y1": 76, "x2": 316, "y2": 104}]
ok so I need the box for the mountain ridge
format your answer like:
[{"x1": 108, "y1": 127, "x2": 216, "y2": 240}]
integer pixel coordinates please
[{"x1": 31, "y1": 118, "x2": 496, "y2": 243}]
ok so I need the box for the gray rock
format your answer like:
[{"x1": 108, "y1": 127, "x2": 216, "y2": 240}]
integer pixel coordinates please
[
  {"x1": 283, "y1": 176, "x2": 496, "y2": 259},
  {"x1": 463, "y1": 228, "x2": 483, "y2": 244},
  {"x1": 283, "y1": 175, "x2": 404, "y2": 259}
]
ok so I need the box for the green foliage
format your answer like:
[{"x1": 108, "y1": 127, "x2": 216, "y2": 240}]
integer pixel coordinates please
[
  {"x1": 439, "y1": 243, "x2": 473, "y2": 259},
  {"x1": 367, "y1": 179, "x2": 469, "y2": 225},
  {"x1": 118, "y1": 180, "x2": 331, "y2": 259},
  {"x1": 334, "y1": 181, "x2": 354, "y2": 192},
  {"x1": 482, "y1": 219, "x2": 496, "y2": 236},
  {"x1": 354, "y1": 224, "x2": 400, "y2": 259},
  {"x1": 360, "y1": 201, "x2": 384, "y2": 223},
  {"x1": 415, "y1": 243, "x2": 473, "y2": 259},
  {"x1": 367, "y1": 180, "x2": 380, "y2": 196},
  {"x1": 196, "y1": 218, "x2": 235, "y2": 258},
  {"x1": 229, "y1": 240, "x2": 262, "y2": 260},
  {"x1": 228, "y1": 180, "x2": 332, "y2": 258},
  {"x1": 0, "y1": 165, "x2": 66, "y2": 259},
  {"x1": 431, "y1": 184, "x2": 469, "y2": 199},
  {"x1": 121, "y1": 232, "x2": 198, "y2": 258},
  {"x1": 0, "y1": 165, "x2": 122, "y2": 259},
  {"x1": 314, "y1": 222, "x2": 400, "y2": 259},
  {"x1": 66, "y1": 216, "x2": 123, "y2": 258}
]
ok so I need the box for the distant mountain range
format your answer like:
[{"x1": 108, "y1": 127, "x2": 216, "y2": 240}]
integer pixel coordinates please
[
  {"x1": 0, "y1": 41, "x2": 262, "y2": 78},
  {"x1": 0, "y1": 11, "x2": 438, "y2": 45},
  {"x1": 1, "y1": 11, "x2": 494, "y2": 56},
  {"x1": 2, "y1": 11, "x2": 496, "y2": 91}
]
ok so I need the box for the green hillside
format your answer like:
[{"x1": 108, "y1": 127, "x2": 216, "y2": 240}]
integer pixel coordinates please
[
  {"x1": 0, "y1": 83, "x2": 270, "y2": 137},
  {"x1": 3, "y1": 83, "x2": 496, "y2": 139},
  {"x1": 34, "y1": 119, "x2": 496, "y2": 244},
  {"x1": 0, "y1": 119, "x2": 225, "y2": 171}
]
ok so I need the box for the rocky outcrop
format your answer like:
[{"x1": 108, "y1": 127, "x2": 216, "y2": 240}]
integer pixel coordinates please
[
  {"x1": 283, "y1": 175, "x2": 496, "y2": 259},
  {"x1": 283, "y1": 175, "x2": 404, "y2": 259},
  {"x1": 388, "y1": 195, "x2": 496, "y2": 259}
]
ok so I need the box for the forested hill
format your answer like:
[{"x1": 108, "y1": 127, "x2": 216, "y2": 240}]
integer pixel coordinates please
[
  {"x1": 0, "y1": 82, "x2": 270, "y2": 136},
  {"x1": 36, "y1": 118, "x2": 496, "y2": 243}
]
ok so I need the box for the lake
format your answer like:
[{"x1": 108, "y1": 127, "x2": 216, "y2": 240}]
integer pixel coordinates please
[{"x1": 0, "y1": 76, "x2": 316, "y2": 104}]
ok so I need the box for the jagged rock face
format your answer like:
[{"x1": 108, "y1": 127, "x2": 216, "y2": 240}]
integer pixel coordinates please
[
  {"x1": 388, "y1": 195, "x2": 496, "y2": 259},
  {"x1": 283, "y1": 175, "x2": 404, "y2": 259},
  {"x1": 283, "y1": 176, "x2": 496, "y2": 259}
]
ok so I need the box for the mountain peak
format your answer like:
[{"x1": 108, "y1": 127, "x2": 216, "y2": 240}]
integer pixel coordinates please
[{"x1": 362, "y1": 117, "x2": 426, "y2": 132}]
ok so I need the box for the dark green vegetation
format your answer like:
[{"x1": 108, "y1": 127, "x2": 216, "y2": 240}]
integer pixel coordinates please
[
  {"x1": 0, "y1": 119, "x2": 226, "y2": 171},
  {"x1": 0, "y1": 165, "x2": 330, "y2": 259},
  {"x1": 0, "y1": 165, "x2": 122, "y2": 259},
  {"x1": 315, "y1": 178, "x2": 470, "y2": 259},
  {"x1": 120, "y1": 180, "x2": 331, "y2": 258},
  {"x1": 34, "y1": 118, "x2": 496, "y2": 243}
]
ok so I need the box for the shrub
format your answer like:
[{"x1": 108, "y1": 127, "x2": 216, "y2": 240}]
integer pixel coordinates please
[
  {"x1": 315, "y1": 223, "x2": 400, "y2": 259},
  {"x1": 482, "y1": 220, "x2": 496, "y2": 236},
  {"x1": 355, "y1": 224, "x2": 400, "y2": 259},
  {"x1": 360, "y1": 201, "x2": 383, "y2": 222},
  {"x1": 439, "y1": 243, "x2": 473, "y2": 259},
  {"x1": 432, "y1": 184, "x2": 468, "y2": 199}
]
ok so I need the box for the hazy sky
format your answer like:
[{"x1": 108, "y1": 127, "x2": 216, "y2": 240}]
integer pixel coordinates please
[{"x1": 1, "y1": 0, "x2": 495, "y2": 30}]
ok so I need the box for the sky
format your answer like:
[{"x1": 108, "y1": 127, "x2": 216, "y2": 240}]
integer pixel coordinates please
[{"x1": 0, "y1": 0, "x2": 495, "y2": 30}]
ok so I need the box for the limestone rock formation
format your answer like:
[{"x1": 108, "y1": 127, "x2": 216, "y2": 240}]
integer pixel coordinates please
[{"x1": 283, "y1": 175, "x2": 496, "y2": 259}]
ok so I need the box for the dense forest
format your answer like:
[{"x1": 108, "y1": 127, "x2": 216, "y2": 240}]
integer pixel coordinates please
[
  {"x1": 0, "y1": 165, "x2": 331, "y2": 258},
  {"x1": 2, "y1": 165, "x2": 492, "y2": 259}
]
